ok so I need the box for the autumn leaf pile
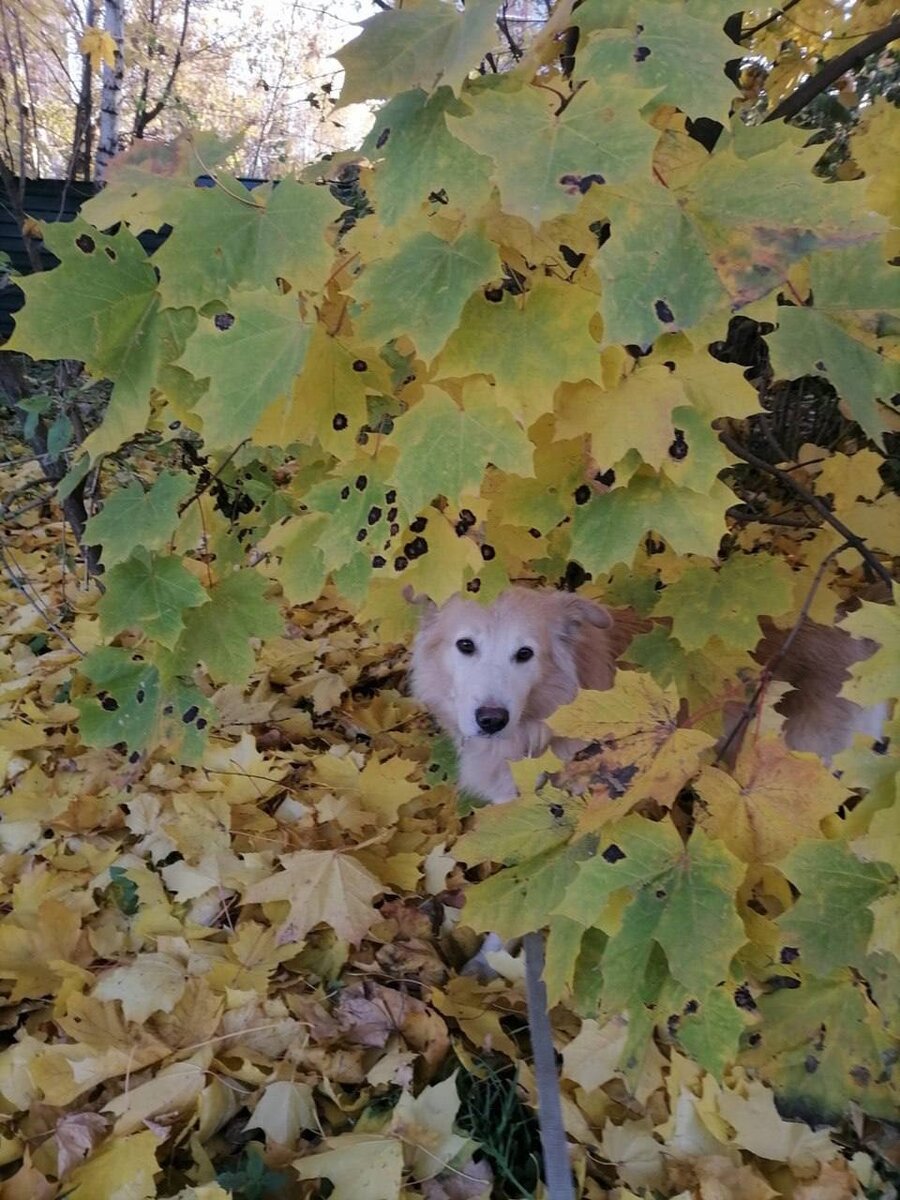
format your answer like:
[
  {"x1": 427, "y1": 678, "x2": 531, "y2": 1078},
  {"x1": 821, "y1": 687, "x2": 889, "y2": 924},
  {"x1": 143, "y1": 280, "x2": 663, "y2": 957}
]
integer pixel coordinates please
[{"x1": 2, "y1": 0, "x2": 900, "y2": 1195}]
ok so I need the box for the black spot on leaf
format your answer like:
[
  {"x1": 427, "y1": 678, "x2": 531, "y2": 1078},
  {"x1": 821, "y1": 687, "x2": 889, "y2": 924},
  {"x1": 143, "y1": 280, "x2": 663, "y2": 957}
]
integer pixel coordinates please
[
  {"x1": 182, "y1": 705, "x2": 199, "y2": 724},
  {"x1": 367, "y1": 506, "x2": 382, "y2": 524},
  {"x1": 340, "y1": 485, "x2": 350, "y2": 500},
  {"x1": 459, "y1": 509, "x2": 476, "y2": 528},
  {"x1": 684, "y1": 998, "x2": 699, "y2": 1014},
  {"x1": 429, "y1": 188, "x2": 449, "y2": 205},
  {"x1": 574, "y1": 484, "x2": 591, "y2": 505},
  {"x1": 353, "y1": 359, "x2": 368, "y2": 372},
  {"x1": 602, "y1": 843, "x2": 626, "y2": 863},
  {"x1": 372, "y1": 555, "x2": 386, "y2": 568},
  {"x1": 375, "y1": 126, "x2": 390, "y2": 148},
  {"x1": 101, "y1": 696, "x2": 119, "y2": 712},
  {"x1": 815, "y1": 360, "x2": 826, "y2": 372},
  {"x1": 595, "y1": 468, "x2": 616, "y2": 487},
  {"x1": 634, "y1": 45, "x2": 651, "y2": 61},
  {"x1": 394, "y1": 555, "x2": 408, "y2": 571},
  {"x1": 655, "y1": 299, "x2": 675, "y2": 323},
  {"x1": 780, "y1": 946, "x2": 799, "y2": 964},
  {"x1": 356, "y1": 528, "x2": 367, "y2": 542},
  {"x1": 549, "y1": 803, "x2": 565, "y2": 818},
  {"x1": 734, "y1": 984, "x2": 756, "y2": 1011},
  {"x1": 355, "y1": 474, "x2": 367, "y2": 490},
  {"x1": 466, "y1": 578, "x2": 481, "y2": 593},
  {"x1": 385, "y1": 489, "x2": 397, "y2": 504},
  {"x1": 669, "y1": 429, "x2": 689, "y2": 460},
  {"x1": 410, "y1": 516, "x2": 428, "y2": 533},
  {"x1": 75, "y1": 234, "x2": 95, "y2": 253},
  {"x1": 387, "y1": 506, "x2": 398, "y2": 522},
  {"x1": 104, "y1": 247, "x2": 117, "y2": 260},
  {"x1": 333, "y1": 413, "x2": 348, "y2": 431},
  {"x1": 480, "y1": 544, "x2": 495, "y2": 561},
  {"x1": 484, "y1": 285, "x2": 504, "y2": 303},
  {"x1": 215, "y1": 312, "x2": 235, "y2": 330},
  {"x1": 804, "y1": 1055, "x2": 819, "y2": 1074}
]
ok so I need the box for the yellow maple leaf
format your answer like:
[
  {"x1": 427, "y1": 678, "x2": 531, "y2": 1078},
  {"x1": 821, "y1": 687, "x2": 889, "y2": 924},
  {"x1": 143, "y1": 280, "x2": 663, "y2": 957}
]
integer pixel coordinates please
[
  {"x1": 295, "y1": 1134, "x2": 404, "y2": 1199},
  {"x1": 694, "y1": 740, "x2": 848, "y2": 863},
  {"x1": 243, "y1": 849, "x2": 381, "y2": 944},
  {"x1": 93, "y1": 951, "x2": 188, "y2": 1024},
  {"x1": 104, "y1": 1051, "x2": 210, "y2": 1136},
  {"x1": 312, "y1": 751, "x2": 421, "y2": 824},
  {"x1": 78, "y1": 26, "x2": 117, "y2": 73},
  {"x1": 840, "y1": 593, "x2": 900, "y2": 708},
  {"x1": 66, "y1": 1130, "x2": 159, "y2": 1200}
]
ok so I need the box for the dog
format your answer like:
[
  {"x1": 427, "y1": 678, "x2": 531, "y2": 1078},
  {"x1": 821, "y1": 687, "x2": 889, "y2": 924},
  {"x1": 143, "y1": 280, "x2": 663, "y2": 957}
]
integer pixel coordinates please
[
  {"x1": 409, "y1": 587, "x2": 618, "y2": 804},
  {"x1": 410, "y1": 587, "x2": 889, "y2": 805}
]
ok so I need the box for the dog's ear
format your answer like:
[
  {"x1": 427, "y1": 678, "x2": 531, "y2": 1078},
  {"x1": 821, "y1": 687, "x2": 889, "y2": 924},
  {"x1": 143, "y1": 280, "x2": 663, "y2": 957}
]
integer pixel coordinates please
[
  {"x1": 403, "y1": 585, "x2": 437, "y2": 626},
  {"x1": 558, "y1": 594, "x2": 612, "y2": 637}
]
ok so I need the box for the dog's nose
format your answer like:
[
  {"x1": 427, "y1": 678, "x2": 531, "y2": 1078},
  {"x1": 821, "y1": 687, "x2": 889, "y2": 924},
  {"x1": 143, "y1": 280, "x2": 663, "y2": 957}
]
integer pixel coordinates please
[{"x1": 476, "y1": 706, "x2": 509, "y2": 735}]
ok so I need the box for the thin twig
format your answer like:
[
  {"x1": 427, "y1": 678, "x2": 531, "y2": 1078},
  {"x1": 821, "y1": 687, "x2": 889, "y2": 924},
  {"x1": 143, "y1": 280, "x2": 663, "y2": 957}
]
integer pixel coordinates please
[
  {"x1": 715, "y1": 540, "x2": 850, "y2": 764},
  {"x1": 0, "y1": 542, "x2": 84, "y2": 656},
  {"x1": 177, "y1": 439, "x2": 249, "y2": 515},
  {"x1": 740, "y1": 0, "x2": 802, "y2": 41},
  {"x1": 719, "y1": 428, "x2": 894, "y2": 588}
]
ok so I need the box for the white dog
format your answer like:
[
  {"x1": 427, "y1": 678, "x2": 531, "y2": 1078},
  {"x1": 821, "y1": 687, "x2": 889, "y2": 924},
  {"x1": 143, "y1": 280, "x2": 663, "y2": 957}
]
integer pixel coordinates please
[
  {"x1": 410, "y1": 587, "x2": 889, "y2": 805},
  {"x1": 410, "y1": 587, "x2": 617, "y2": 804}
]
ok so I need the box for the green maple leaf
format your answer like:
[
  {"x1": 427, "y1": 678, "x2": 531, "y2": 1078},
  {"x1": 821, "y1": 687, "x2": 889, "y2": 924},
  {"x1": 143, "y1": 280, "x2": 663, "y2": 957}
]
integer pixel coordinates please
[
  {"x1": 579, "y1": 3, "x2": 740, "y2": 123},
  {"x1": 98, "y1": 548, "x2": 209, "y2": 648},
  {"x1": 436, "y1": 274, "x2": 603, "y2": 425},
  {"x1": 392, "y1": 383, "x2": 533, "y2": 513},
  {"x1": 678, "y1": 126, "x2": 885, "y2": 307},
  {"x1": 554, "y1": 817, "x2": 746, "y2": 1001},
  {"x1": 351, "y1": 229, "x2": 499, "y2": 363},
  {"x1": 766, "y1": 243, "x2": 900, "y2": 446},
  {"x1": 76, "y1": 647, "x2": 162, "y2": 751},
  {"x1": 7, "y1": 218, "x2": 177, "y2": 457},
  {"x1": 570, "y1": 471, "x2": 730, "y2": 573},
  {"x1": 150, "y1": 177, "x2": 339, "y2": 306},
  {"x1": 464, "y1": 840, "x2": 595, "y2": 940},
  {"x1": 778, "y1": 841, "x2": 895, "y2": 976},
  {"x1": 335, "y1": 0, "x2": 501, "y2": 106},
  {"x1": 455, "y1": 791, "x2": 577, "y2": 867},
  {"x1": 179, "y1": 289, "x2": 311, "y2": 450},
  {"x1": 269, "y1": 514, "x2": 329, "y2": 605},
  {"x1": 84, "y1": 471, "x2": 192, "y2": 568},
  {"x1": 447, "y1": 77, "x2": 659, "y2": 227},
  {"x1": 363, "y1": 88, "x2": 493, "y2": 228},
  {"x1": 744, "y1": 975, "x2": 898, "y2": 1122},
  {"x1": 595, "y1": 183, "x2": 725, "y2": 346},
  {"x1": 840, "y1": 596, "x2": 900, "y2": 707},
  {"x1": 176, "y1": 571, "x2": 282, "y2": 683},
  {"x1": 655, "y1": 553, "x2": 794, "y2": 652}
]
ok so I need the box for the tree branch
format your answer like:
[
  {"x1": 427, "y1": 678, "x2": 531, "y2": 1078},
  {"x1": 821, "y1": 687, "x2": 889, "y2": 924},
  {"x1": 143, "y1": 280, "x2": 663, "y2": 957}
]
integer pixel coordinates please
[
  {"x1": 741, "y1": 0, "x2": 802, "y2": 43},
  {"x1": 719, "y1": 428, "x2": 894, "y2": 588},
  {"x1": 764, "y1": 16, "x2": 900, "y2": 124}
]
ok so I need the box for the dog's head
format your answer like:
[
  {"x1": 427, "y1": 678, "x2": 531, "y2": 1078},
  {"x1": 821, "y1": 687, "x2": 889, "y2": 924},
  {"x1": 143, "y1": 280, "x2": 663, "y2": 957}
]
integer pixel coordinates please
[{"x1": 409, "y1": 587, "x2": 613, "y2": 743}]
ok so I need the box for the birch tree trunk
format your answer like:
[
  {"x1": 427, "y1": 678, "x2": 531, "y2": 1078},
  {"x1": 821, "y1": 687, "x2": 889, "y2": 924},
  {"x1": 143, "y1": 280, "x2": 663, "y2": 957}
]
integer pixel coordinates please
[{"x1": 95, "y1": 0, "x2": 125, "y2": 181}]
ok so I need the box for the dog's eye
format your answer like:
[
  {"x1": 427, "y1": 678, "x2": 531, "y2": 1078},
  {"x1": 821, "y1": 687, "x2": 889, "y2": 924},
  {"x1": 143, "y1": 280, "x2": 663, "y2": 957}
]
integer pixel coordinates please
[
  {"x1": 456, "y1": 638, "x2": 476, "y2": 655},
  {"x1": 514, "y1": 646, "x2": 534, "y2": 663}
]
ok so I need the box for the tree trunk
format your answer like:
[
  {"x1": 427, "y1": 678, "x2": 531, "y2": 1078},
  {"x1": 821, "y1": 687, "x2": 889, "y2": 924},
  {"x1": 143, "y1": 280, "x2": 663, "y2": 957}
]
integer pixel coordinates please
[
  {"x1": 70, "y1": 0, "x2": 99, "y2": 181},
  {"x1": 95, "y1": 0, "x2": 125, "y2": 181}
]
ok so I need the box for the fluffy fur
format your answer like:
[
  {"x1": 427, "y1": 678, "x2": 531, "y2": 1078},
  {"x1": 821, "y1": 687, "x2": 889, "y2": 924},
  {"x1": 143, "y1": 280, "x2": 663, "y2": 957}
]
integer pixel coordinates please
[
  {"x1": 411, "y1": 588, "x2": 888, "y2": 805},
  {"x1": 410, "y1": 587, "x2": 616, "y2": 803}
]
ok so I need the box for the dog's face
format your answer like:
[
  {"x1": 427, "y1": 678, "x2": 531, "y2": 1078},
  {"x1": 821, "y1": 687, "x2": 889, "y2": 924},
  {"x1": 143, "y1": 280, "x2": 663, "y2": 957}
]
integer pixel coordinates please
[{"x1": 410, "y1": 587, "x2": 612, "y2": 743}]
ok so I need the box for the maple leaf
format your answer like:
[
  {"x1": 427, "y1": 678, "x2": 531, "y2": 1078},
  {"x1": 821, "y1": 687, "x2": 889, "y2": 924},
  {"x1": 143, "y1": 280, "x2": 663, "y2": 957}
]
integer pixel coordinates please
[
  {"x1": 351, "y1": 229, "x2": 499, "y2": 363},
  {"x1": 65, "y1": 1130, "x2": 160, "y2": 1200},
  {"x1": 778, "y1": 841, "x2": 894, "y2": 975},
  {"x1": 244, "y1": 1080, "x2": 319, "y2": 1144},
  {"x1": 176, "y1": 570, "x2": 282, "y2": 684},
  {"x1": 390, "y1": 1074, "x2": 474, "y2": 1181},
  {"x1": 392, "y1": 383, "x2": 534, "y2": 513},
  {"x1": 294, "y1": 1133, "x2": 404, "y2": 1200},
  {"x1": 98, "y1": 549, "x2": 209, "y2": 647},
  {"x1": 243, "y1": 849, "x2": 382, "y2": 943},
  {"x1": 766, "y1": 242, "x2": 900, "y2": 445},
  {"x1": 83, "y1": 471, "x2": 192, "y2": 568},
  {"x1": 694, "y1": 740, "x2": 849, "y2": 863},
  {"x1": 93, "y1": 951, "x2": 188, "y2": 1023},
  {"x1": 447, "y1": 77, "x2": 659, "y2": 227},
  {"x1": 335, "y1": 0, "x2": 501, "y2": 105},
  {"x1": 656, "y1": 553, "x2": 794, "y2": 652},
  {"x1": 578, "y1": 4, "x2": 740, "y2": 122},
  {"x1": 179, "y1": 288, "x2": 312, "y2": 450},
  {"x1": 571, "y1": 470, "x2": 730, "y2": 573},
  {"x1": 839, "y1": 594, "x2": 899, "y2": 707},
  {"x1": 554, "y1": 816, "x2": 746, "y2": 1002},
  {"x1": 312, "y1": 752, "x2": 422, "y2": 824},
  {"x1": 363, "y1": 88, "x2": 493, "y2": 228},
  {"x1": 435, "y1": 273, "x2": 604, "y2": 425},
  {"x1": 78, "y1": 26, "x2": 116, "y2": 72}
]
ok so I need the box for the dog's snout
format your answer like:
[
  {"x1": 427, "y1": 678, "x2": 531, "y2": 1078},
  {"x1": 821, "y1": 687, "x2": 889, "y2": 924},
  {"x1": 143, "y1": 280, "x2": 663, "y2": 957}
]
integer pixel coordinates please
[{"x1": 476, "y1": 706, "x2": 509, "y2": 735}]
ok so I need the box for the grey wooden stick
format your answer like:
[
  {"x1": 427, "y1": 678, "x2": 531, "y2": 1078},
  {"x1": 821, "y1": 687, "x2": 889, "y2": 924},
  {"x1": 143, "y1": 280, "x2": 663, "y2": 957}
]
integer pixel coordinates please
[{"x1": 522, "y1": 930, "x2": 575, "y2": 1200}]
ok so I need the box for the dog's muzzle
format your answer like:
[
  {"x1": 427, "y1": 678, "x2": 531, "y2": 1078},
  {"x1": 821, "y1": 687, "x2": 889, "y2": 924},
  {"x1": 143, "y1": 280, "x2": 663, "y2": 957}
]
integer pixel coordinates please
[{"x1": 475, "y1": 706, "x2": 509, "y2": 735}]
